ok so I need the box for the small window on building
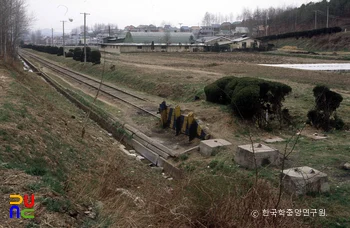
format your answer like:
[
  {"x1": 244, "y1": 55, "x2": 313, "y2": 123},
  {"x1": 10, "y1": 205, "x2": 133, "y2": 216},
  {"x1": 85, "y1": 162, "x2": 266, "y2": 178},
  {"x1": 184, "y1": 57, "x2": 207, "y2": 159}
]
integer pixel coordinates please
[
  {"x1": 137, "y1": 46, "x2": 142, "y2": 49},
  {"x1": 184, "y1": 46, "x2": 189, "y2": 49},
  {"x1": 161, "y1": 46, "x2": 167, "y2": 49}
]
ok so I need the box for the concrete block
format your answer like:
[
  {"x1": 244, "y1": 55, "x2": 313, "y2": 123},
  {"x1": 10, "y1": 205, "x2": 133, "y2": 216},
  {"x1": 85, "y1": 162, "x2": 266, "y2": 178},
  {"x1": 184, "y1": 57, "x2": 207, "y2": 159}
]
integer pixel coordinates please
[
  {"x1": 157, "y1": 157, "x2": 184, "y2": 179},
  {"x1": 151, "y1": 167, "x2": 164, "y2": 173},
  {"x1": 131, "y1": 139, "x2": 159, "y2": 164},
  {"x1": 119, "y1": 145, "x2": 136, "y2": 158},
  {"x1": 264, "y1": 137, "x2": 285, "y2": 143},
  {"x1": 234, "y1": 143, "x2": 281, "y2": 169},
  {"x1": 282, "y1": 166, "x2": 330, "y2": 195},
  {"x1": 199, "y1": 139, "x2": 231, "y2": 157},
  {"x1": 307, "y1": 133, "x2": 328, "y2": 140},
  {"x1": 133, "y1": 135, "x2": 170, "y2": 159},
  {"x1": 136, "y1": 156, "x2": 145, "y2": 162}
]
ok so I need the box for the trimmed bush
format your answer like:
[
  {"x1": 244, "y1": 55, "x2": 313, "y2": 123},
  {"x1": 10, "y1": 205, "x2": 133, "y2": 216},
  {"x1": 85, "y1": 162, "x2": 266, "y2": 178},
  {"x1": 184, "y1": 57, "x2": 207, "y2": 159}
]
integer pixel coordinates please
[
  {"x1": 74, "y1": 50, "x2": 82, "y2": 61},
  {"x1": 80, "y1": 47, "x2": 92, "y2": 62},
  {"x1": 50, "y1": 46, "x2": 59, "y2": 55},
  {"x1": 231, "y1": 85, "x2": 260, "y2": 119},
  {"x1": 313, "y1": 85, "x2": 342, "y2": 113},
  {"x1": 224, "y1": 78, "x2": 239, "y2": 98},
  {"x1": 204, "y1": 76, "x2": 292, "y2": 127},
  {"x1": 65, "y1": 51, "x2": 74, "y2": 58},
  {"x1": 307, "y1": 85, "x2": 343, "y2": 131},
  {"x1": 204, "y1": 83, "x2": 226, "y2": 104},
  {"x1": 22, "y1": 44, "x2": 61, "y2": 55},
  {"x1": 90, "y1": 50, "x2": 101, "y2": 64},
  {"x1": 57, "y1": 47, "x2": 64, "y2": 56},
  {"x1": 333, "y1": 114, "x2": 345, "y2": 130},
  {"x1": 73, "y1": 48, "x2": 82, "y2": 61},
  {"x1": 204, "y1": 76, "x2": 236, "y2": 104}
]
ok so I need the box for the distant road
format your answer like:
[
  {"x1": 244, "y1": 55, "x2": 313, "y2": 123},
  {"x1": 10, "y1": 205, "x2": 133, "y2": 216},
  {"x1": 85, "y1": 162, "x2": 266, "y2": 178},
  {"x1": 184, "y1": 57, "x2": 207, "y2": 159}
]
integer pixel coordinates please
[{"x1": 259, "y1": 63, "x2": 350, "y2": 71}]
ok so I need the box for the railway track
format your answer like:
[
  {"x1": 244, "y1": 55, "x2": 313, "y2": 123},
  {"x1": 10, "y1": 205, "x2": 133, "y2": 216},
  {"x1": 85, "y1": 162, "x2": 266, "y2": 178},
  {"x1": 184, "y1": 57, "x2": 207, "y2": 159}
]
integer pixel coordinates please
[
  {"x1": 19, "y1": 49, "x2": 183, "y2": 178},
  {"x1": 19, "y1": 50, "x2": 160, "y2": 118}
]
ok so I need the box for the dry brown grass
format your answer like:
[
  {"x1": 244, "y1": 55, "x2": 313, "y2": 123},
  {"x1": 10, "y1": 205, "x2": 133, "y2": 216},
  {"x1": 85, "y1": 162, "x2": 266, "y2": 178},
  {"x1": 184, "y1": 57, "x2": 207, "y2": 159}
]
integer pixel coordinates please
[{"x1": 68, "y1": 145, "x2": 310, "y2": 227}]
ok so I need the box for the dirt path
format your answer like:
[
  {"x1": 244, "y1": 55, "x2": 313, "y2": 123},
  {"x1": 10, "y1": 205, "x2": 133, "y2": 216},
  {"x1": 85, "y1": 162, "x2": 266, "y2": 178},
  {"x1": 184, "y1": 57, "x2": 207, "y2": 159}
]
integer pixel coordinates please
[{"x1": 108, "y1": 58, "x2": 224, "y2": 76}]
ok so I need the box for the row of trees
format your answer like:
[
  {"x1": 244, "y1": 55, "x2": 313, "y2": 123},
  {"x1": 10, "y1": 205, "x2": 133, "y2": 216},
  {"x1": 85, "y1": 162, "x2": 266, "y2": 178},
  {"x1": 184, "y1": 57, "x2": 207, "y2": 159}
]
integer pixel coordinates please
[
  {"x1": 259, "y1": 27, "x2": 342, "y2": 41},
  {"x1": 0, "y1": 0, "x2": 30, "y2": 62},
  {"x1": 202, "y1": 0, "x2": 350, "y2": 37},
  {"x1": 30, "y1": 30, "x2": 44, "y2": 45},
  {"x1": 70, "y1": 23, "x2": 119, "y2": 37},
  {"x1": 202, "y1": 12, "x2": 236, "y2": 26},
  {"x1": 238, "y1": 0, "x2": 350, "y2": 37},
  {"x1": 21, "y1": 44, "x2": 102, "y2": 64}
]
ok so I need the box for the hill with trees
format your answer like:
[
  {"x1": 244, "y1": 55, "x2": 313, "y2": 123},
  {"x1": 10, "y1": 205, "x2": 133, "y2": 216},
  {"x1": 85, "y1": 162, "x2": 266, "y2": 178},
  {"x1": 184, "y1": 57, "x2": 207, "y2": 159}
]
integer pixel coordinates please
[{"x1": 239, "y1": 0, "x2": 350, "y2": 37}]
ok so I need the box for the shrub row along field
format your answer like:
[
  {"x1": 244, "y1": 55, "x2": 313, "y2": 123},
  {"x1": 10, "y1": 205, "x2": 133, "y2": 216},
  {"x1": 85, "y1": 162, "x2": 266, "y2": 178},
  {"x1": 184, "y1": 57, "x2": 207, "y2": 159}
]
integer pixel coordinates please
[
  {"x1": 204, "y1": 76, "x2": 292, "y2": 127},
  {"x1": 21, "y1": 44, "x2": 101, "y2": 64}
]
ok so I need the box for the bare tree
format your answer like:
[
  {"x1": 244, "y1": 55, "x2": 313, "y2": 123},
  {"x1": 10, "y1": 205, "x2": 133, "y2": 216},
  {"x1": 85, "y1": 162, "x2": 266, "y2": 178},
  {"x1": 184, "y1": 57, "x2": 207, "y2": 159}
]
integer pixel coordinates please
[
  {"x1": 71, "y1": 28, "x2": 80, "y2": 35},
  {"x1": 160, "y1": 21, "x2": 172, "y2": 27},
  {"x1": 35, "y1": 30, "x2": 42, "y2": 44},
  {"x1": 30, "y1": 32, "x2": 36, "y2": 44},
  {"x1": 0, "y1": 0, "x2": 30, "y2": 62},
  {"x1": 163, "y1": 30, "x2": 171, "y2": 44},
  {"x1": 202, "y1": 12, "x2": 237, "y2": 26},
  {"x1": 202, "y1": 12, "x2": 213, "y2": 26},
  {"x1": 90, "y1": 23, "x2": 118, "y2": 36},
  {"x1": 92, "y1": 23, "x2": 106, "y2": 35}
]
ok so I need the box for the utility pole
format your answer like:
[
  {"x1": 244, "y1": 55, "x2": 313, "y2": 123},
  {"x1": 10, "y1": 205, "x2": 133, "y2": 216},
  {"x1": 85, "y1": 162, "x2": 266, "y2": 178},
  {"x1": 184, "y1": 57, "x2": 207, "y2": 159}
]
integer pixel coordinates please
[
  {"x1": 295, "y1": 9, "x2": 298, "y2": 31},
  {"x1": 314, "y1": 10, "x2": 317, "y2": 29},
  {"x1": 80, "y1": 12, "x2": 90, "y2": 64},
  {"x1": 179, "y1": 23, "x2": 182, "y2": 32},
  {"x1": 265, "y1": 12, "x2": 268, "y2": 36},
  {"x1": 51, "y1": 28, "x2": 54, "y2": 46},
  {"x1": 60, "y1": 21, "x2": 66, "y2": 57},
  {"x1": 327, "y1": 6, "x2": 329, "y2": 28}
]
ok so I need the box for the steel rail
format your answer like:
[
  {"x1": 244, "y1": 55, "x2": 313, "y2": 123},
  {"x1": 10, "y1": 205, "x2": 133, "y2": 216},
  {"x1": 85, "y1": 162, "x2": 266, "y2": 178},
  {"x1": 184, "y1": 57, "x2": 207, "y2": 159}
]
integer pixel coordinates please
[
  {"x1": 20, "y1": 50, "x2": 147, "y2": 101},
  {"x1": 19, "y1": 51, "x2": 159, "y2": 118}
]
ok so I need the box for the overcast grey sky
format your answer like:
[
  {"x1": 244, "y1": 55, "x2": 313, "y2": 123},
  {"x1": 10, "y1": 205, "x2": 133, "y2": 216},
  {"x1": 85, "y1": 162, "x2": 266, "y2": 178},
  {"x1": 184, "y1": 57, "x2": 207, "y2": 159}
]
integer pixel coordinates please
[{"x1": 27, "y1": 0, "x2": 318, "y2": 32}]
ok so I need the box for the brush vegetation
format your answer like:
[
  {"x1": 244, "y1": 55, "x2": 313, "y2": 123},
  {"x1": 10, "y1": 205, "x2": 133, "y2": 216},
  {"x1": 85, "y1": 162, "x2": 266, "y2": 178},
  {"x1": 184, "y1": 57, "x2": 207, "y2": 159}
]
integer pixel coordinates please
[{"x1": 205, "y1": 76, "x2": 292, "y2": 127}]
